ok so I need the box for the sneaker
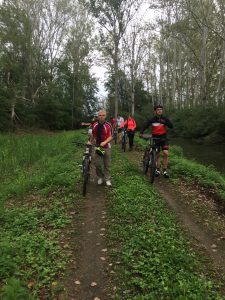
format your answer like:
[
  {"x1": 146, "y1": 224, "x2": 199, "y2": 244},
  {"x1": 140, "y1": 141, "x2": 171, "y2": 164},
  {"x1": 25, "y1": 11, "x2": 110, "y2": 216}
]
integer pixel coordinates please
[
  {"x1": 106, "y1": 180, "x2": 112, "y2": 187},
  {"x1": 97, "y1": 178, "x2": 103, "y2": 185},
  {"x1": 163, "y1": 170, "x2": 169, "y2": 178},
  {"x1": 155, "y1": 169, "x2": 161, "y2": 177}
]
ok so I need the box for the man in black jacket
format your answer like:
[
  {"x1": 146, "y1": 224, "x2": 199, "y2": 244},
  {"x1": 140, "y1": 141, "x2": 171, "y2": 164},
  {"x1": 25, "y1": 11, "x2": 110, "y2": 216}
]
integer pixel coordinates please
[{"x1": 140, "y1": 104, "x2": 173, "y2": 178}]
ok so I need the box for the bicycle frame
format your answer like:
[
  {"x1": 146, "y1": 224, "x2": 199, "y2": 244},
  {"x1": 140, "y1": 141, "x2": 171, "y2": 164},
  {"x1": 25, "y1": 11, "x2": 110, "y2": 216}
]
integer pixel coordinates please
[{"x1": 142, "y1": 136, "x2": 161, "y2": 183}]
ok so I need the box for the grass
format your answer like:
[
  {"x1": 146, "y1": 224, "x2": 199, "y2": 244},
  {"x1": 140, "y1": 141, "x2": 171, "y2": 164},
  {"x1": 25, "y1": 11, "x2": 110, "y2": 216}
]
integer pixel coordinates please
[
  {"x1": 107, "y1": 147, "x2": 224, "y2": 299},
  {"x1": 135, "y1": 136, "x2": 225, "y2": 201},
  {"x1": 0, "y1": 130, "x2": 86, "y2": 299}
]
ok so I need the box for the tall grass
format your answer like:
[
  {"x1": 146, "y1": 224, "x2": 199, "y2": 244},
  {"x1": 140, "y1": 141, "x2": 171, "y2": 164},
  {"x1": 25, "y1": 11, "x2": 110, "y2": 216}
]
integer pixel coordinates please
[{"x1": 0, "y1": 130, "x2": 86, "y2": 299}]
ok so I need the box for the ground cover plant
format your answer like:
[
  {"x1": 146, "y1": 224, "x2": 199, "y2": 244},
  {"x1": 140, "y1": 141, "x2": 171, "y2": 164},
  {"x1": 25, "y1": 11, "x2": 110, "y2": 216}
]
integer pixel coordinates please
[
  {"x1": 135, "y1": 137, "x2": 225, "y2": 201},
  {"x1": 0, "y1": 131, "x2": 86, "y2": 299},
  {"x1": 107, "y1": 148, "x2": 224, "y2": 299}
]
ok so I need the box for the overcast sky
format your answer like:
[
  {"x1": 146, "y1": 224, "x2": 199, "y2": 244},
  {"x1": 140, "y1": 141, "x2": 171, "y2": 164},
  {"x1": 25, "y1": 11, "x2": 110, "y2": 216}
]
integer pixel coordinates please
[{"x1": 90, "y1": 2, "x2": 157, "y2": 100}]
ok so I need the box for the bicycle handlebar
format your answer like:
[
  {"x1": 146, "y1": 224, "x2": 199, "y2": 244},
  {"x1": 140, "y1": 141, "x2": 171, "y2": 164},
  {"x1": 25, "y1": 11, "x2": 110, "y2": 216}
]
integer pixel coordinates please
[{"x1": 140, "y1": 135, "x2": 168, "y2": 141}]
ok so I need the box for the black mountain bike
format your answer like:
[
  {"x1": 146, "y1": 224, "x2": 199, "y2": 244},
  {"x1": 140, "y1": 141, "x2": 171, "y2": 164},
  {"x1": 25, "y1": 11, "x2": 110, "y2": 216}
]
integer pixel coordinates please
[
  {"x1": 73, "y1": 142, "x2": 93, "y2": 196},
  {"x1": 141, "y1": 135, "x2": 161, "y2": 184},
  {"x1": 113, "y1": 127, "x2": 118, "y2": 144},
  {"x1": 121, "y1": 127, "x2": 127, "y2": 152}
]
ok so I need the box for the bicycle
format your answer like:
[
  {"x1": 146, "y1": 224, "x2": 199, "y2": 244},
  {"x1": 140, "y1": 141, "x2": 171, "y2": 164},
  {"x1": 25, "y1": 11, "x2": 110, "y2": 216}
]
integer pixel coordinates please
[
  {"x1": 141, "y1": 135, "x2": 163, "y2": 184},
  {"x1": 113, "y1": 127, "x2": 118, "y2": 144},
  {"x1": 121, "y1": 127, "x2": 127, "y2": 152},
  {"x1": 73, "y1": 142, "x2": 93, "y2": 196}
]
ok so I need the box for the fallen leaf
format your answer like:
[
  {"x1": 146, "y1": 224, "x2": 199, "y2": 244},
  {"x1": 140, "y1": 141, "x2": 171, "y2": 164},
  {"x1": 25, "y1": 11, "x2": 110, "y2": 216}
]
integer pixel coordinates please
[
  {"x1": 27, "y1": 281, "x2": 35, "y2": 289},
  {"x1": 91, "y1": 282, "x2": 97, "y2": 287},
  {"x1": 75, "y1": 280, "x2": 81, "y2": 285}
]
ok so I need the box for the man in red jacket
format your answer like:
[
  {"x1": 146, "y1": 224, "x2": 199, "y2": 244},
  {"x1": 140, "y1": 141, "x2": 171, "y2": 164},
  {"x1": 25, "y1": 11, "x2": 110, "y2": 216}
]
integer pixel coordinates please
[
  {"x1": 119, "y1": 114, "x2": 136, "y2": 150},
  {"x1": 91, "y1": 109, "x2": 113, "y2": 186},
  {"x1": 140, "y1": 104, "x2": 173, "y2": 178}
]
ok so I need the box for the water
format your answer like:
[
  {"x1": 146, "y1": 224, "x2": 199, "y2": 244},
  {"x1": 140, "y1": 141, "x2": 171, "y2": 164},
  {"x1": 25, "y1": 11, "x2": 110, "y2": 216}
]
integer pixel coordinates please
[{"x1": 172, "y1": 138, "x2": 225, "y2": 175}]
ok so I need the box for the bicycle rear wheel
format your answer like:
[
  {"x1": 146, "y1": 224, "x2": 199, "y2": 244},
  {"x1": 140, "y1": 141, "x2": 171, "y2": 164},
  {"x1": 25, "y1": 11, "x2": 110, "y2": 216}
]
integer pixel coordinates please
[
  {"x1": 143, "y1": 149, "x2": 150, "y2": 174},
  {"x1": 114, "y1": 131, "x2": 117, "y2": 144},
  {"x1": 149, "y1": 149, "x2": 157, "y2": 184},
  {"x1": 82, "y1": 158, "x2": 90, "y2": 196}
]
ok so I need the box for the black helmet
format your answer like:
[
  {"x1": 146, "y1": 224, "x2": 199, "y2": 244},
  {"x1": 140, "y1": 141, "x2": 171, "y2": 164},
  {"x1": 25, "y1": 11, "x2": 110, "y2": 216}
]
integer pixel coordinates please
[{"x1": 154, "y1": 104, "x2": 163, "y2": 110}]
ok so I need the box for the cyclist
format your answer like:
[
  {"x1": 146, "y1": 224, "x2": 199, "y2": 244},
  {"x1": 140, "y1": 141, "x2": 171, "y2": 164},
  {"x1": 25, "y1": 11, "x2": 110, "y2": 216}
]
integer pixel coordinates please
[
  {"x1": 110, "y1": 116, "x2": 117, "y2": 130},
  {"x1": 139, "y1": 104, "x2": 173, "y2": 178},
  {"x1": 116, "y1": 113, "x2": 124, "y2": 143},
  {"x1": 91, "y1": 109, "x2": 113, "y2": 187},
  {"x1": 119, "y1": 114, "x2": 136, "y2": 150}
]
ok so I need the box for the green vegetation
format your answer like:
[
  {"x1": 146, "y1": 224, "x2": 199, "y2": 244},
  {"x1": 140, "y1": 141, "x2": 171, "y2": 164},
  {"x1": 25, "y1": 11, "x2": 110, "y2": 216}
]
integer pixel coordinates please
[
  {"x1": 108, "y1": 148, "x2": 224, "y2": 299},
  {"x1": 135, "y1": 137, "x2": 225, "y2": 201},
  {"x1": 0, "y1": 131, "x2": 86, "y2": 299},
  {"x1": 168, "y1": 105, "x2": 225, "y2": 140}
]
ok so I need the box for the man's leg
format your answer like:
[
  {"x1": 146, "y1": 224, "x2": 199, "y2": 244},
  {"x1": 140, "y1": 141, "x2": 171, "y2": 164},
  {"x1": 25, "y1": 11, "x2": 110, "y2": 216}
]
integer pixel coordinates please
[
  {"x1": 103, "y1": 148, "x2": 111, "y2": 182},
  {"x1": 163, "y1": 150, "x2": 169, "y2": 170},
  {"x1": 94, "y1": 152, "x2": 104, "y2": 181},
  {"x1": 130, "y1": 131, "x2": 135, "y2": 149},
  {"x1": 156, "y1": 151, "x2": 161, "y2": 169},
  {"x1": 127, "y1": 131, "x2": 133, "y2": 150}
]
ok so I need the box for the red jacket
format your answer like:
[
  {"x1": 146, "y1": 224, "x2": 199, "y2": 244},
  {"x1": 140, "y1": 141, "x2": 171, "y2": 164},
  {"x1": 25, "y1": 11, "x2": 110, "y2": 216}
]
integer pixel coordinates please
[
  {"x1": 119, "y1": 118, "x2": 136, "y2": 131},
  {"x1": 92, "y1": 121, "x2": 112, "y2": 148}
]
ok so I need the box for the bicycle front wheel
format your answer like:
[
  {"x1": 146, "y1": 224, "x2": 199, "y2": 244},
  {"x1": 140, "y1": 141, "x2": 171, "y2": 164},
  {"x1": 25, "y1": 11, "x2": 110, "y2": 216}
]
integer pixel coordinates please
[
  {"x1": 114, "y1": 132, "x2": 117, "y2": 144},
  {"x1": 143, "y1": 149, "x2": 150, "y2": 174},
  {"x1": 121, "y1": 135, "x2": 126, "y2": 152},
  {"x1": 149, "y1": 149, "x2": 157, "y2": 184},
  {"x1": 82, "y1": 158, "x2": 90, "y2": 196}
]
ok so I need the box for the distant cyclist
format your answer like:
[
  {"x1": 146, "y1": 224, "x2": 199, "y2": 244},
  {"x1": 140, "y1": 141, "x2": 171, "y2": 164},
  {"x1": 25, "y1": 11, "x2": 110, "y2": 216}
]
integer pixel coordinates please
[
  {"x1": 110, "y1": 116, "x2": 117, "y2": 130},
  {"x1": 140, "y1": 104, "x2": 173, "y2": 178},
  {"x1": 91, "y1": 110, "x2": 113, "y2": 187},
  {"x1": 119, "y1": 114, "x2": 136, "y2": 150},
  {"x1": 116, "y1": 113, "x2": 124, "y2": 143}
]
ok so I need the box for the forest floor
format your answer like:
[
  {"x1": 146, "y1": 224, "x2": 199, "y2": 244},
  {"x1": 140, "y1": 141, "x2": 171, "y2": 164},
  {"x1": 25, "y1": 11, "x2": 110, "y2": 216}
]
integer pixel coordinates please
[{"x1": 59, "y1": 145, "x2": 225, "y2": 299}]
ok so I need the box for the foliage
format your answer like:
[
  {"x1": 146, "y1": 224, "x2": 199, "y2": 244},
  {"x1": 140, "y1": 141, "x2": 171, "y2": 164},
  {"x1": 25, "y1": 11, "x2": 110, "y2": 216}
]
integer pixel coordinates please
[
  {"x1": 0, "y1": 0, "x2": 97, "y2": 131},
  {"x1": 168, "y1": 105, "x2": 225, "y2": 139},
  {"x1": 0, "y1": 131, "x2": 86, "y2": 297},
  {"x1": 107, "y1": 148, "x2": 223, "y2": 299}
]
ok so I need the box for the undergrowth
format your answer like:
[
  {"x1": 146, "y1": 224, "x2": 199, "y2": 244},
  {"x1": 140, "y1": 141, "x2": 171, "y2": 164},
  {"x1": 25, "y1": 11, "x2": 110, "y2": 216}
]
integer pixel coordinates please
[
  {"x1": 0, "y1": 130, "x2": 86, "y2": 299},
  {"x1": 107, "y1": 148, "x2": 224, "y2": 299}
]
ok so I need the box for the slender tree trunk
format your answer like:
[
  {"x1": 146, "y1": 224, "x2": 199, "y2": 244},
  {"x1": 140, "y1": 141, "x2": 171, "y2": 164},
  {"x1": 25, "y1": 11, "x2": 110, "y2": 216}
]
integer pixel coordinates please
[
  {"x1": 114, "y1": 41, "x2": 119, "y2": 117},
  {"x1": 217, "y1": 39, "x2": 225, "y2": 105}
]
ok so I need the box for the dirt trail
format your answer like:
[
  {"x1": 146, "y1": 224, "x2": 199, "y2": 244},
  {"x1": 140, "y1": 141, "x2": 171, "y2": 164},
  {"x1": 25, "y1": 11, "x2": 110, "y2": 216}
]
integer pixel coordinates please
[
  {"x1": 126, "y1": 148, "x2": 225, "y2": 281},
  {"x1": 59, "y1": 174, "x2": 111, "y2": 300}
]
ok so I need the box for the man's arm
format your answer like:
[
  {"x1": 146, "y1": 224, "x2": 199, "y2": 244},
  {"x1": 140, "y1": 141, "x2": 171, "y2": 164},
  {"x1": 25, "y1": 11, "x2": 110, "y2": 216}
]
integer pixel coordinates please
[
  {"x1": 165, "y1": 118, "x2": 173, "y2": 129},
  {"x1": 119, "y1": 120, "x2": 127, "y2": 129},
  {"x1": 100, "y1": 135, "x2": 113, "y2": 147},
  {"x1": 140, "y1": 119, "x2": 152, "y2": 134},
  {"x1": 81, "y1": 122, "x2": 91, "y2": 126}
]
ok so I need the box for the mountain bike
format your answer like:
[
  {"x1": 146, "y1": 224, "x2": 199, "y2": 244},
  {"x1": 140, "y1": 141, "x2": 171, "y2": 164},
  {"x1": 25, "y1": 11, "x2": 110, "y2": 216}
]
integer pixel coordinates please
[
  {"x1": 113, "y1": 127, "x2": 118, "y2": 144},
  {"x1": 141, "y1": 135, "x2": 162, "y2": 184},
  {"x1": 73, "y1": 142, "x2": 93, "y2": 196},
  {"x1": 121, "y1": 127, "x2": 127, "y2": 152}
]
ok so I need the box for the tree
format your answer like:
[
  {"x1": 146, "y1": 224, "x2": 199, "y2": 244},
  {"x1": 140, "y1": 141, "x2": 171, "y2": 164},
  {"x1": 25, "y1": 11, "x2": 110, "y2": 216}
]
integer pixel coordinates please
[{"x1": 88, "y1": 0, "x2": 141, "y2": 116}]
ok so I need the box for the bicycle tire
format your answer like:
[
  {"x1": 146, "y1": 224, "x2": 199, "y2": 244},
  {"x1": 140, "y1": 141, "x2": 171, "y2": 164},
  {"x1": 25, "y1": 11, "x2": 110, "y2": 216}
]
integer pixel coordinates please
[
  {"x1": 82, "y1": 157, "x2": 90, "y2": 196},
  {"x1": 123, "y1": 135, "x2": 126, "y2": 152},
  {"x1": 143, "y1": 149, "x2": 150, "y2": 174},
  {"x1": 114, "y1": 132, "x2": 117, "y2": 144},
  {"x1": 149, "y1": 149, "x2": 157, "y2": 184},
  {"x1": 121, "y1": 134, "x2": 126, "y2": 152}
]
